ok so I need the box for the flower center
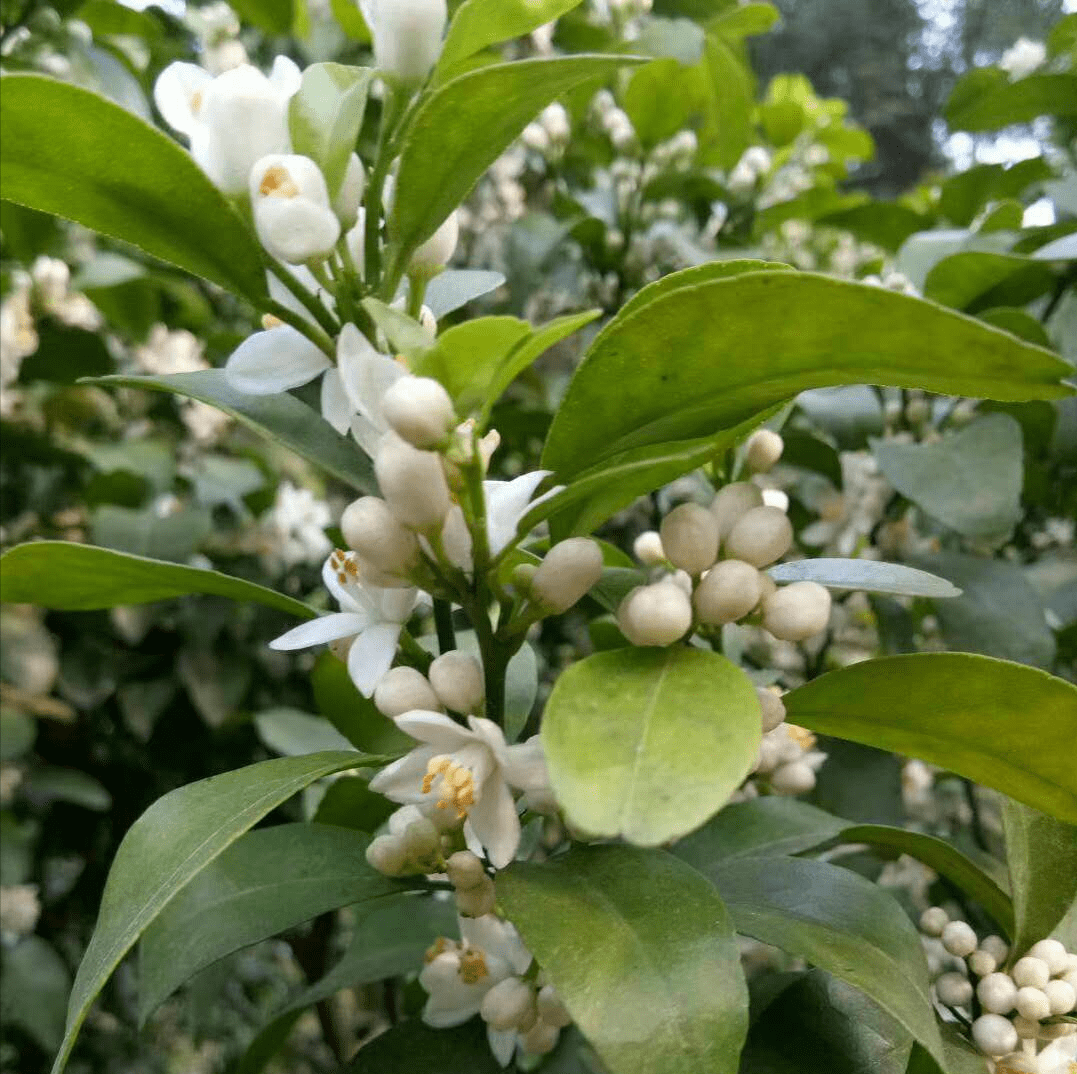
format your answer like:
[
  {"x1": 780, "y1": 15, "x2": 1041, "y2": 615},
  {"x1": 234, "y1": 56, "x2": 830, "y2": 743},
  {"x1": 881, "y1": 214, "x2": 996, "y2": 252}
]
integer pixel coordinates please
[
  {"x1": 422, "y1": 754, "x2": 477, "y2": 818},
  {"x1": 259, "y1": 164, "x2": 300, "y2": 199},
  {"x1": 787, "y1": 724, "x2": 816, "y2": 751},
  {"x1": 424, "y1": 937, "x2": 453, "y2": 964},
  {"x1": 190, "y1": 89, "x2": 203, "y2": 115},
  {"x1": 458, "y1": 947, "x2": 489, "y2": 985},
  {"x1": 329, "y1": 548, "x2": 361, "y2": 588}
]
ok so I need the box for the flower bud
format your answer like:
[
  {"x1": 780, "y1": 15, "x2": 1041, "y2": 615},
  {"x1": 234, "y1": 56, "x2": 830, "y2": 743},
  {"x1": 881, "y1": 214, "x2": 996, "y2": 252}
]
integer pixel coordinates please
[
  {"x1": 770, "y1": 761, "x2": 817, "y2": 795},
  {"x1": 981, "y1": 935, "x2": 1009, "y2": 963},
  {"x1": 1016, "y1": 986, "x2": 1051, "y2": 1021},
  {"x1": 369, "y1": 0, "x2": 447, "y2": 82},
  {"x1": 725, "y1": 505, "x2": 793, "y2": 568},
  {"x1": 978, "y1": 973, "x2": 1018, "y2": 1014},
  {"x1": 341, "y1": 496, "x2": 421, "y2": 576},
  {"x1": 936, "y1": 971, "x2": 973, "y2": 1007},
  {"x1": 374, "y1": 432, "x2": 451, "y2": 532},
  {"x1": 250, "y1": 154, "x2": 341, "y2": 264},
  {"x1": 366, "y1": 834, "x2": 407, "y2": 876},
  {"x1": 446, "y1": 850, "x2": 486, "y2": 891},
  {"x1": 968, "y1": 950, "x2": 997, "y2": 978},
  {"x1": 455, "y1": 874, "x2": 496, "y2": 917},
  {"x1": 762, "y1": 582, "x2": 831, "y2": 642},
  {"x1": 745, "y1": 429, "x2": 784, "y2": 473},
  {"x1": 971, "y1": 1014, "x2": 1018, "y2": 1057},
  {"x1": 481, "y1": 977, "x2": 536, "y2": 1032},
  {"x1": 710, "y1": 481, "x2": 764, "y2": 539},
  {"x1": 512, "y1": 562, "x2": 538, "y2": 591},
  {"x1": 619, "y1": 581, "x2": 692, "y2": 647},
  {"x1": 531, "y1": 538, "x2": 604, "y2": 613},
  {"x1": 410, "y1": 211, "x2": 458, "y2": 275},
  {"x1": 756, "y1": 687, "x2": 786, "y2": 733},
  {"x1": 428, "y1": 650, "x2": 484, "y2": 714},
  {"x1": 1027, "y1": 939, "x2": 1069, "y2": 976},
  {"x1": 633, "y1": 530, "x2": 666, "y2": 566},
  {"x1": 333, "y1": 153, "x2": 365, "y2": 229},
  {"x1": 660, "y1": 503, "x2": 719, "y2": 575},
  {"x1": 1045, "y1": 979, "x2": 1076, "y2": 1014},
  {"x1": 537, "y1": 984, "x2": 572, "y2": 1028},
  {"x1": 381, "y1": 375, "x2": 456, "y2": 449},
  {"x1": 942, "y1": 920, "x2": 979, "y2": 958},
  {"x1": 520, "y1": 1017, "x2": 560, "y2": 1056},
  {"x1": 693, "y1": 559, "x2": 762, "y2": 625},
  {"x1": 919, "y1": 907, "x2": 949, "y2": 937},
  {"x1": 1013, "y1": 957, "x2": 1050, "y2": 990},
  {"x1": 373, "y1": 666, "x2": 441, "y2": 717}
]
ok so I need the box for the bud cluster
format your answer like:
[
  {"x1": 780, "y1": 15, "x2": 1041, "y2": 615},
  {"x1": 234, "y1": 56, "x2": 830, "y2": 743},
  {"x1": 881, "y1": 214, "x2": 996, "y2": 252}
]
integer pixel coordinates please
[
  {"x1": 375, "y1": 651, "x2": 485, "y2": 717},
  {"x1": 750, "y1": 718, "x2": 828, "y2": 796},
  {"x1": 365, "y1": 804, "x2": 457, "y2": 877}
]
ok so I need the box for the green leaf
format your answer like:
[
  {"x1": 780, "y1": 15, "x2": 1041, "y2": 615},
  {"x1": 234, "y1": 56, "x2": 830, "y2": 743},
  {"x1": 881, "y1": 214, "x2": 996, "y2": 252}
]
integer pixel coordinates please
[
  {"x1": 424, "y1": 268, "x2": 506, "y2": 318},
  {"x1": 945, "y1": 71, "x2": 1077, "y2": 132},
  {"x1": 138, "y1": 823, "x2": 401, "y2": 1020},
  {"x1": 940, "y1": 159, "x2": 1054, "y2": 228},
  {"x1": 767, "y1": 559, "x2": 961, "y2": 598},
  {"x1": 541, "y1": 647, "x2": 761, "y2": 845},
  {"x1": 436, "y1": 0, "x2": 585, "y2": 77},
  {"x1": 89, "y1": 371, "x2": 375, "y2": 491},
  {"x1": 312, "y1": 774, "x2": 395, "y2": 832},
  {"x1": 0, "y1": 542, "x2": 315, "y2": 619},
  {"x1": 254, "y1": 708, "x2": 356, "y2": 756},
  {"x1": 288, "y1": 64, "x2": 372, "y2": 195},
  {"x1": 498, "y1": 845, "x2": 749, "y2": 1074},
  {"x1": 904, "y1": 1027, "x2": 988, "y2": 1074},
  {"x1": 924, "y1": 251, "x2": 1055, "y2": 312},
  {"x1": 0, "y1": 937, "x2": 71, "y2": 1054},
  {"x1": 783, "y1": 654, "x2": 1077, "y2": 825},
  {"x1": 699, "y1": 34, "x2": 753, "y2": 168},
  {"x1": 311, "y1": 650, "x2": 411, "y2": 755},
  {"x1": 91, "y1": 504, "x2": 212, "y2": 564},
  {"x1": 872, "y1": 414, "x2": 1023, "y2": 539},
  {"x1": 542, "y1": 271, "x2": 1072, "y2": 483},
  {"x1": 344, "y1": 1019, "x2": 503, "y2": 1072},
  {"x1": 706, "y1": 855, "x2": 945, "y2": 1067},
  {"x1": 0, "y1": 76, "x2": 267, "y2": 304},
  {"x1": 817, "y1": 203, "x2": 930, "y2": 252},
  {"x1": 978, "y1": 307, "x2": 1052, "y2": 347},
  {"x1": 1003, "y1": 800, "x2": 1077, "y2": 955},
  {"x1": 51, "y1": 751, "x2": 369, "y2": 1074},
  {"x1": 0, "y1": 708, "x2": 37, "y2": 762},
  {"x1": 709, "y1": 2, "x2": 780, "y2": 39},
  {"x1": 389, "y1": 55, "x2": 641, "y2": 271},
  {"x1": 229, "y1": 0, "x2": 294, "y2": 34}
]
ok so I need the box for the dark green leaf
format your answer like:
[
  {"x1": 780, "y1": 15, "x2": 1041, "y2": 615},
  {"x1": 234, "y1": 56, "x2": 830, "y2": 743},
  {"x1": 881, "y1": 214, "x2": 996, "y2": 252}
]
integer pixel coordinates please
[
  {"x1": 229, "y1": 0, "x2": 294, "y2": 34},
  {"x1": 343, "y1": 1018, "x2": 503, "y2": 1072},
  {"x1": 924, "y1": 251, "x2": 1055, "y2": 312},
  {"x1": 311, "y1": 650, "x2": 411, "y2": 754},
  {"x1": 0, "y1": 937, "x2": 71, "y2": 1054}
]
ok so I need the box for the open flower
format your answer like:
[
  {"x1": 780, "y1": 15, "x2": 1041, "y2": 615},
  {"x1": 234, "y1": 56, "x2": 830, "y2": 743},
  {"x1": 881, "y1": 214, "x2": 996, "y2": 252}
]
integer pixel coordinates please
[
  {"x1": 334, "y1": 323, "x2": 407, "y2": 453},
  {"x1": 370, "y1": 712, "x2": 549, "y2": 868},
  {"x1": 269, "y1": 550, "x2": 423, "y2": 695},
  {"x1": 250, "y1": 155, "x2": 341, "y2": 264}
]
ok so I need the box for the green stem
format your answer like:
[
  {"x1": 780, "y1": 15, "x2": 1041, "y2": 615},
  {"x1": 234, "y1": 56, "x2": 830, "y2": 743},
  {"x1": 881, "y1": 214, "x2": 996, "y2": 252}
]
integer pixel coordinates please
[
  {"x1": 398, "y1": 628, "x2": 432, "y2": 673},
  {"x1": 433, "y1": 598, "x2": 456, "y2": 654},
  {"x1": 266, "y1": 301, "x2": 336, "y2": 358},
  {"x1": 263, "y1": 255, "x2": 340, "y2": 338},
  {"x1": 364, "y1": 87, "x2": 406, "y2": 288},
  {"x1": 406, "y1": 272, "x2": 428, "y2": 319}
]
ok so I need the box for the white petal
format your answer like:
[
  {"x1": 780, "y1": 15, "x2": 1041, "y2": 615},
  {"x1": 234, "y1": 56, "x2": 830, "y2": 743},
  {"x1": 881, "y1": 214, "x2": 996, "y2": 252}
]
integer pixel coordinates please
[
  {"x1": 467, "y1": 776, "x2": 520, "y2": 869},
  {"x1": 320, "y1": 367, "x2": 353, "y2": 434},
  {"x1": 460, "y1": 915, "x2": 531, "y2": 975},
  {"x1": 501, "y1": 737, "x2": 550, "y2": 794},
  {"x1": 422, "y1": 995, "x2": 483, "y2": 1028},
  {"x1": 254, "y1": 197, "x2": 340, "y2": 265},
  {"x1": 268, "y1": 54, "x2": 302, "y2": 97},
  {"x1": 347, "y1": 621, "x2": 403, "y2": 696},
  {"x1": 153, "y1": 62, "x2": 211, "y2": 138},
  {"x1": 488, "y1": 1027, "x2": 517, "y2": 1067},
  {"x1": 225, "y1": 327, "x2": 331, "y2": 394},
  {"x1": 466, "y1": 716, "x2": 508, "y2": 758},
  {"x1": 485, "y1": 471, "x2": 552, "y2": 556},
  {"x1": 395, "y1": 711, "x2": 474, "y2": 750},
  {"x1": 369, "y1": 745, "x2": 437, "y2": 800},
  {"x1": 268, "y1": 612, "x2": 367, "y2": 650},
  {"x1": 350, "y1": 413, "x2": 386, "y2": 457},
  {"x1": 387, "y1": 804, "x2": 426, "y2": 836},
  {"x1": 372, "y1": 585, "x2": 420, "y2": 624}
]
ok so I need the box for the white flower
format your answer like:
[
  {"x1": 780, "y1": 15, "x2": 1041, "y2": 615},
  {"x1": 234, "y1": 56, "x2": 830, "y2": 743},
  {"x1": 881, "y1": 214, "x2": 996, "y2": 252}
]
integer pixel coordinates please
[
  {"x1": 250, "y1": 155, "x2": 341, "y2": 264},
  {"x1": 370, "y1": 712, "x2": 549, "y2": 868},
  {"x1": 153, "y1": 56, "x2": 300, "y2": 194},
  {"x1": 362, "y1": 0, "x2": 447, "y2": 83},
  {"x1": 335, "y1": 323, "x2": 407, "y2": 453},
  {"x1": 999, "y1": 37, "x2": 1046, "y2": 79},
  {"x1": 135, "y1": 324, "x2": 206, "y2": 376},
  {"x1": 0, "y1": 884, "x2": 41, "y2": 939},
  {"x1": 262, "y1": 481, "x2": 332, "y2": 569},
  {"x1": 269, "y1": 550, "x2": 423, "y2": 695}
]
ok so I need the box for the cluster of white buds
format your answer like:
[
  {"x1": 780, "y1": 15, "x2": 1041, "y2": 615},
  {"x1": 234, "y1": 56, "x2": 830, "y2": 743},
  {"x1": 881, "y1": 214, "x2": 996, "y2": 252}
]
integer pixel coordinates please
[
  {"x1": 727, "y1": 145, "x2": 773, "y2": 194},
  {"x1": 751, "y1": 720, "x2": 827, "y2": 796},
  {"x1": 365, "y1": 804, "x2": 454, "y2": 876},
  {"x1": 375, "y1": 650, "x2": 490, "y2": 721},
  {"x1": 521, "y1": 103, "x2": 571, "y2": 155},
  {"x1": 618, "y1": 472, "x2": 832, "y2": 647},
  {"x1": 591, "y1": 89, "x2": 636, "y2": 152},
  {"x1": 447, "y1": 850, "x2": 496, "y2": 917},
  {"x1": 919, "y1": 909, "x2": 1077, "y2": 1071},
  {"x1": 526, "y1": 538, "x2": 604, "y2": 615}
]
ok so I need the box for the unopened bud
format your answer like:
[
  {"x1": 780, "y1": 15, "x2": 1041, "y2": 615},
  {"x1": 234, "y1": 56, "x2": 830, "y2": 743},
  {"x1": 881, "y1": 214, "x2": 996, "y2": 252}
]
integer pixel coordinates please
[
  {"x1": 455, "y1": 874, "x2": 496, "y2": 917},
  {"x1": 693, "y1": 559, "x2": 762, "y2": 625},
  {"x1": 481, "y1": 977, "x2": 536, "y2": 1032},
  {"x1": 341, "y1": 496, "x2": 421, "y2": 575},
  {"x1": 374, "y1": 665, "x2": 441, "y2": 717},
  {"x1": 756, "y1": 687, "x2": 786, "y2": 733},
  {"x1": 537, "y1": 985, "x2": 572, "y2": 1028},
  {"x1": 981, "y1": 935, "x2": 1009, "y2": 963},
  {"x1": 366, "y1": 834, "x2": 407, "y2": 876},
  {"x1": 250, "y1": 154, "x2": 340, "y2": 264},
  {"x1": 942, "y1": 920, "x2": 979, "y2": 959},
  {"x1": 968, "y1": 950, "x2": 997, "y2": 978},
  {"x1": 710, "y1": 482, "x2": 764, "y2": 539},
  {"x1": 660, "y1": 503, "x2": 719, "y2": 575},
  {"x1": 1028, "y1": 940, "x2": 1069, "y2": 976},
  {"x1": 374, "y1": 432, "x2": 451, "y2": 532},
  {"x1": 520, "y1": 1017, "x2": 560, "y2": 1056},
  {"x1": 761, "y1": 581, "x2": 831, "y2": 642},
  {"x1": 370, "y1": 0, "x2": 447, "y2": 83},
  {"x1": 512, "y1": 562, "x2": 538, "y2": 591},
  {"x1": 1013, "y1": 957, "x2": 1050, "y2": 990},
  {"x1": 770, "y1": 761, "x2": 817, "y2": 795},
  {"x1": 745, "y1": 429, "x2": 784, "y2": 473},
  {"x1": 972, "y1": 1013, "x2": 1018, "y2": 1057},
  {"x1": 410, "y1": 210, "x2": 458, "y2": 275},
  {"x1": 919, "y1": 907, "x2": 949, "y2": 937},
  {"x1": 381, "y1": 375, "x2": 456, "y2": 449},
  {"x1": 935, "y1": 971, "x2": 974, "y2": 1007},
  {"x1": 334, "y1": 153, "x2": 365, "y2": 229},
  {"x1": 619, "y1": 581, "x2": 692, "y2": 647},
  {"x1": 633, "y1": 530, "x2": 665, "y2": 566},
  {"x1": 446, "y1": 850, "x2": 486, "y2": 891},
  {"x1": 531, "y1": 538, "x2": 603, "y2": 613},
  {"x1": 402, "y1": 816, "x2": 440, "y2": 861},
  {"x1": 978, "y1": 973, "x2": 1018, "y2": 1015},
  {"x1": 428, "y1": 650, "x2": 484, "y2": 713},
  {"x1": 1015, "y1": 987, "x2": 1051, "y2": 1021},
  {"x1": 725, "y1": 506, "x2": 793, "y2": 568},
  {"x1": 1046, "y1": 979, "x2": 1076, "y2": 1015}
]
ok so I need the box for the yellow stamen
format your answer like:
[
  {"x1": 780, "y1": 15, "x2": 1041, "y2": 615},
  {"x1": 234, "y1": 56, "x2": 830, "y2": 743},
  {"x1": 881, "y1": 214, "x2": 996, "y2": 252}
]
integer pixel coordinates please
[
  {"x1": 786, "y1": 725, "x2": 817, "y2": 751},
  {"x1": 422, "y1": 755, "x2": 476, "y2": 818},
  {"x1": 191, "y1": 89, "x2": 203, "y2": 115},
  {"x1": 261, "y1": 314, "x2": 284, "y2": 330},
  {"x1": 424, "y1": 936, "x2": 453, "y2": 964},
  {"x1": 458, "y1": 948, "x2": 489, "y2": 985},
  {"x1": 259, "y1": 164, "x2": 300, "y2": 199}
]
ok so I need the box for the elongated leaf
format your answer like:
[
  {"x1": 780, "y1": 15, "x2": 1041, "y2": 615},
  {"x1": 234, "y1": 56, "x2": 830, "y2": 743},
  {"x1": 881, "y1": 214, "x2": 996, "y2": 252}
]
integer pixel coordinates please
[
  {"x1": 1003, "y1": 800, "x2": 1077, "y2": 954},
  {"x1": 707, "y1": 855, "x2": 945, "y2": 1067},
  {"x1": 0, "y1": 76, "x2": 267, "y2": 303},
  {"x1": 542, "y1": 271, "x2": 1072, "y2": 481},
  {"x1": 768, "y1": 560, "x2": 961, "y2": 598},
  {"x1": 0, "y1": 542, "x2": 315, "y2": 619},
  {"x1": 89, "y1": 371, "x2": 375, "y2": 491},
  {"x1": 925, "y1": 251, "x2": 1054, "y2": 312},
  {"x1": 498, "y1": 845, "x2": 749, "y2": 1074},
  {"x1": 51, "y1": 752, "x2": 370, "y2": 1074},
  {"x1": 138, "y1": 824, "x2": 401, "y2": 1020},
  {"x1": 423, "y1": 268, "x2": 505, "y2": 318},
  {"x1": 389, "y1": 56, "x2": 641, "y2": 270},
  {"x1": 945, "y1": 71, "x2": 1077, "y2": 132},
  {"x1": 784, "y1": 654, "x2": 1077, "y2": 824},
  {"x1": 541, "y1": 648, "x2": 760, "y2": 846}
]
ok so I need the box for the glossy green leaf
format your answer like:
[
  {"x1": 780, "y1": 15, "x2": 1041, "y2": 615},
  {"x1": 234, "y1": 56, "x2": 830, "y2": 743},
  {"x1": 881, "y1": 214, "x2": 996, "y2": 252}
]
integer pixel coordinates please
[
  {"x1": 541, "y1": 647, "x2": 761, "y2": 845},
  {"x1": 389, "y1": 56, "x2": 640, "y2": 271},
  {"x1": 312, "y1": 774, "x2": 395, "y2": 832},
  {"x1": 89, "y1": 371, "x2": 375, "y2": 491},
  {"x1": 0, "y1": 76, "x2": 267, "y2": 303},
  {"x1": 872, "y1": 414, "x2": 1023, "y2": 539},
  {"x1": 904, "y1": 1028, "x2": 988, "y2": 1074},
  {"x1": 498, "y1": 845, "x2": 749, "y2": 1074},
  {"x1": 542, "y1": 271, "x2": 1072, "y2": 482},
  {"x1": 924, "y1": 251, "x2": 1055, "y2": 312},
  {"x1": 138, "y1": 824, "x2": 400, "y2": 1020},
  {"x1": 51, "y1": 751, "x2": 370, "y2": 1074},
  {"x1": 1003, "y1": 801, "x2": 1077, "y2": 955},
  {"x1": 707, "y1": 855, "x2": 945, "y2": 1067},
  {"x1": 945, "y1": 70, "x2": 1077, "y2": 132},
  {"x1": 424, "y1": 268, "x2": 506, "y2": 318},
  {"x1": 344, "y1": 1019, "x2": 503, "y2": 1072},
  {"x1": 699, "y1": 35, "x2": 753, "y2": 168},
  {"x1": 0, "y1": 542, "x2": 315, "y2": 619},
  {"x1": 311, "y1": 650, "x2": 411, "y2": 755},
  {"x1": 254, "y1": 709, "x2": 356, "y2": 757},
  {"x1": 978, "y1": 307, "x2": 1053, "y2": 347},
  {"x1": 767, "y1": 559, "x2": 961, "y2": 598},
  {"x1": 784, "y1": 654, "x2": 1077, "y2": 824}
]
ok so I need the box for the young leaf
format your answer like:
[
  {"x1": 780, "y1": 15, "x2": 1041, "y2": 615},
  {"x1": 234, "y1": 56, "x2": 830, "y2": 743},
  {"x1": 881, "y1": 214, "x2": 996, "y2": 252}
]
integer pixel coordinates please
[
  {"x1": 137, "y1": 824, "x2": 404, "y2": 1020},
  {"x1": 541, "y1": 647, "x2": 761, "y2": 846},
  {"x1": 542, "y1": 272, "x2": 1073, "y2": 483},
  {"x1": 51, "y1": 751, "x2": 372, "y2": 1074},
  {"x1": 0, "y1": 542, "x2": 315, "y2": 619},
  {"x1": 498, "y1": 845, "x2": 749, "y2": 1074},
  {"x1": 0, "y1": 76, "x2": 267, "y2": 304},
  {"x1": 706, "y1": 856, "x2": 945, "y2": 1068},
  {"x1": 767, "y1": 560, "x2": 961, "y2": 598},
  {"x1": 784, "y1": 654, "x2": 1077, "y2": 824},
  {"x1": 89, "y1": 371, "x2": 376, "y2": 491}
]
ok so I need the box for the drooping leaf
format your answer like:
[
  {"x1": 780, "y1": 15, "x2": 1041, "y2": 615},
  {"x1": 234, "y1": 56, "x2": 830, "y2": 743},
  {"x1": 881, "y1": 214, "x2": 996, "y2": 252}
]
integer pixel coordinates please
[
  {"x1": 767, "y1": 560, "x2": 961, "y2": 598},
  {"x1": 541, "y1": 647, "x2": 761, "y2": 846},
  {"x1": 0, "y1": 76, "x2": 267, "y2": 303},
  {"x1": 0, "y1": 542, "x2": 315, "y2": 619},
  {"x1": 89, "y1": 371, "x2": 375, "y2": 491},
  {"x1": 784, "y1": 654, "x2": 1077, "y2": 824},
  {"x1": 498, "y1": 845, "x2": 749, "y2": 1074},
  {"x1": 945, "y1": 70, "x2": 1077, "y2": 132},
  {"x1": 51, "y1": 752, "x2": 371, "y2": 1074}
]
